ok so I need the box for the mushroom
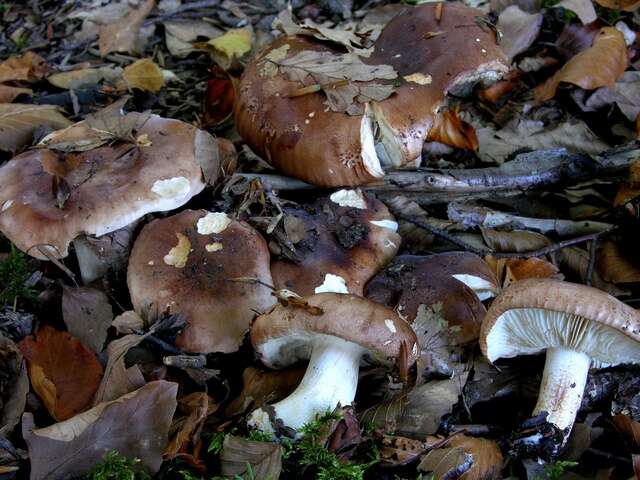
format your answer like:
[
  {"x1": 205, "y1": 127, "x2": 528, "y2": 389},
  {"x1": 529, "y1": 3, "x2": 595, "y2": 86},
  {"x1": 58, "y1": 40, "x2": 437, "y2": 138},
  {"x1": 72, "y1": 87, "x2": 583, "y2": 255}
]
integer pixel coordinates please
[
  {"x1": 271, "y1": 189, "x2": 400, "y2": 296},
  {"x1": 0, "y1": 113, "x2": 224, "y2": 283},
  {"x1": 480, "y1": 278, "x2": 640, "y2": 436},
  {"x1": 235, "y1": 3, "x2": 508, "y2": 186},
  {"x1": 248, "y1": 292, "x2": 418, "y2": 433},
  {"x1": 365, "y1": 253, "x2": 498, "y2": 377},
  {"x1": 127, "y1": 209, "x2": 273, "y2": 354}
]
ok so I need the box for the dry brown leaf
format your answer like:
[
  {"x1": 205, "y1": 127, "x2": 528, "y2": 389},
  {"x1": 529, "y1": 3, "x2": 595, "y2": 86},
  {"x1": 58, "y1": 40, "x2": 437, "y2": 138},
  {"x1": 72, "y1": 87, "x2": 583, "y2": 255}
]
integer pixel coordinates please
[
  {"x1": 123, "y1": 58, "x2": 165, "y2": 92},
  {"x1": 164, "y1": 392, "x2": 217, "y2": 461},
  {"x1": 0, "y1": 334, "x2": 29, "y2": 436},
  {"x1": 612, "y1": 414, "x2": 640, "y2": 450},
  {"x1": 93, "y1": 334, "x2": 146, "y2": 405},
  {"x1": 614, "y1": 159, "x2": 640, "y2": 207},
  {"x1": 47, "y1": 66, "x2": 123, "y2": 90},
  {"x1": 18, "y1": 326, "x2": 103, "y2": 421},
  {"x1": 481, "y1": 228, "x2": 550, "y2": 252},
  {"x1": 0, "y1": 84, "x2": 32, "y2": 103},
  {"x1": 559, "y1": 247, "x2": 628, "y2": 296},
  {"x1": 535, "y1": 27, "x2": 628, "y2": 103},
  {"x1": 0, "y1": 104, "x2": 71, "y2": 152},
  {"x1": 98, "y1": 0, "x2": 155, "y2": 57},
  {"x1": 23, "y1": 381, "x2": 178, "y2": 480},
  {"x1": 595, "y1": 0, "x2": 640, "y2": 11},
  {"x1": 0, "y1": 52, "x2": 49, "y2": 84},
  {"x1": 62, "y1": 286, "x2": 114, "y2": 354},
  {"x1": 418, "y1": 435, "x2": 503, "y2": 480},
  {"x1": 596, "y1": 240, "x2": 640, "y2": 284},
  {"x1": 220, "y1": 435, "x2": 283, "y2": 479},
  {"x1": 503, "y1": 257, "x2": 561, "y2": 285},
  {"x1": 498, "y1": 6, "x2": 543, "y2": 62},
  {"x1": 427, "y1": 110, "x2": 478, "y2": 150}
]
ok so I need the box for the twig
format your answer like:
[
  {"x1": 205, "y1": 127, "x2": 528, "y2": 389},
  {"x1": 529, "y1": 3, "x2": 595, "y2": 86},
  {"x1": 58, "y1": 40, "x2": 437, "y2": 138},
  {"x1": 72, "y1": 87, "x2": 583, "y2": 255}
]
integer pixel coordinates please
[
  {"x1": 586, "y1": 237, "x2": 598, "y2": 287},
  {"x1": 396, "y1": 215, "x2": 487, "y2": 255}
]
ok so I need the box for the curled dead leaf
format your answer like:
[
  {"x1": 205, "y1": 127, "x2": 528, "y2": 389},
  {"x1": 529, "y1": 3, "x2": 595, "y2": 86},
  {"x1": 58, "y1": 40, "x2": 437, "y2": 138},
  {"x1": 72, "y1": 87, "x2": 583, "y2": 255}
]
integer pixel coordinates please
[{"x1": 427, "y1": 110, "x2": 479, "y2": 150}]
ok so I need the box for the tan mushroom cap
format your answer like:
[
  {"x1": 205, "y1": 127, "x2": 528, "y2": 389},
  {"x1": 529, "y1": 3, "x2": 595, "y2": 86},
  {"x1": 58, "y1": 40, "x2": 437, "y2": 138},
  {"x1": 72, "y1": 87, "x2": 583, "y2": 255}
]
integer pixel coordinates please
[
  {"x1": 235, "y1": 3, "x2": 508, "y2": 187},
  {"x1": 480, "y1": 278, "x2": 640, "y2": 366},
  {"x1": 0, "y1": 114, "x2": 215, "y2": 259},
  {"x1": 127, "y1": 209, "x2": 273, "y2": 354},
  {"x1": 271, "y1": 190, "x2": 400, "y2": 296},
  {"x1": 251, "y1": 293, "x2": 419, "y2": 369}
]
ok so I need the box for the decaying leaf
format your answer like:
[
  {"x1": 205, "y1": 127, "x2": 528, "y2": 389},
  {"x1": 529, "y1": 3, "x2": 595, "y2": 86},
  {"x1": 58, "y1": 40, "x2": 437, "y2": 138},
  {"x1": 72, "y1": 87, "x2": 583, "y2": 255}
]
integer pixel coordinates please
[
  {"x1": 427, "y1": 110, "x2": 479, "y2": 150},
  {"x1": 481, "y1": 228, "x2": 551, "y2": 252},
  {"x1": 18, "y1": 326, "x2": 103, "y2": 421},
  {"x1": 559, "y1": 247, "x2": 628, "y2": 296},
  {"x1": 486, "y1": 256, "x2": 561, "y2": 289},
  {"x1": 225, "y1": 366, "x2": 305, "y2": 417},
  {"x1": 535, "y1": 27, "x2": 628, "y2": 103},
  {"x1": 62, "y1": 286, "x2": 114, "y2": 354},
  {"x1": 0, "y1": 52, "x2": 50, "y2": 84},
  {"x1": 594, "y1": 0, "x2": 640, "y2": 11},
  {"x1": 164, "y1": 20, "x2": 223, "y2": 57},
  {"x1": 418, "y1": 435, "x2": 503, "y2": 480},
  {"x1": 612, "y1": 414, "x2": 640, "y2": 449},
  {"x1": 0, "y1": 104, "x2": 71, "y2": 152},
  {"x1": 206, "y1": 27, "x2": 254, "y2": 70},
  {"x1": 47, "y1": 66, "x2": 123, "y2": 90},
  {"x1": 0, "y1": 84, "x2": 32, "y2": 103},
  {"x1": 164, "y1": 391, "x2": 217, "y2": 461},
  {"x1": 112, "y1": 310, "x2": 145, "y2": 335},
  {"x1": 380, "y1": 435, "x2": 441, "y2": 467},
  {"x1": 596, "y1": 240, "x2": 640, "y2": 284},
  {"x1": 203, "y1": 67, "x2": 236, "y2": 128},
  {"x1": 98, "y1": 0, "x2": 155, "y2": 57},
  {"x1": 93, "y1": 333, "x2": 146, "y2": 404},
  {"x1": 576, "y1": 71, "x2": 640, "y2": 122},
  {"x1": 497, "y1": 6, "x2": 543, "y2": 62},
  {"x1": 220, "y1": 435, "x2": 283, "y2": 479},
  {"x1": 23, "y1": 381, "x2": 178, "y2": 480},
  {"x1": 123, "y1": 58, "x2": 165, "y2": 92},
  {"x1": 0, "y1": 334, "x2": 29, "y2": 436}
]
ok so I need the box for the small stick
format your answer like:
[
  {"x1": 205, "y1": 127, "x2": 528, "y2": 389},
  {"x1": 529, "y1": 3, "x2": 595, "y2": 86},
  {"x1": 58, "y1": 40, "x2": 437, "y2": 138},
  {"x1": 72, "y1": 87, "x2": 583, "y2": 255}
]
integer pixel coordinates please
[
  {"x1": 586, "y1": 237, "x2": 598, "y2": 287},
  {"x1": 397, "y1": 215, "x2": 487, "y2": 256}
]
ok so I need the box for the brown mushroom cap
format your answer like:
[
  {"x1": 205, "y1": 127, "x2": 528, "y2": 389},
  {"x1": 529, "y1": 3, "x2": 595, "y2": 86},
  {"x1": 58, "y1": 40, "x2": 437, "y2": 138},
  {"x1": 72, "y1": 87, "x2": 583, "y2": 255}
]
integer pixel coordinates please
[
  {"x1": 480, "y1": 278, "x2": 640, "y2": 366},
  {"x1": 127, "y1": 209, "x2": 273, "y2": 354},
  {"x1": 235, "y1": 3, "x2": 508, "y2": 187},
  {"x1": 251, "y1": 293, "x2": 419, "y2": 369},
  {"x1": 0, "y1": 114, "x2": 215, "y2": 259},
  {"x1": 271, "y1": 190, "x2": 400, "y2": 296}
]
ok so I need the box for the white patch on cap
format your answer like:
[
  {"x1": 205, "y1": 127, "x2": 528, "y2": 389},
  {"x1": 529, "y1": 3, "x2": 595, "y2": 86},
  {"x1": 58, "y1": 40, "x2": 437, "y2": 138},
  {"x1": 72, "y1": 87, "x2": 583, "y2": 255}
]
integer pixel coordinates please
[
  {"x1": 314, "y1": 273, "x2": 349, "y2": 294},
  {"x1": 1, "y1": 200, "x2": 13, "y2": 212},
  {"x1": 163, "y1": 233, "x2": 191, "y2": 268},
  {"x1": 205, "y1": 242, "x2": 223, "y2": 252},
  {"x1": 370, "y1": 219, "x2": 398, "y2": 231},
  {"x1": 197, "y1": 212, "x2": 231, "y2": 234},
  {"x1": 151, "y1": 176, "x2": 190, "y2": 199},
  {"x1": 385, "y1": 319, "x2": 397, "y2": 333},
  {"x1": 330, "y1": 190, "x2": 367, "y2": 209}
]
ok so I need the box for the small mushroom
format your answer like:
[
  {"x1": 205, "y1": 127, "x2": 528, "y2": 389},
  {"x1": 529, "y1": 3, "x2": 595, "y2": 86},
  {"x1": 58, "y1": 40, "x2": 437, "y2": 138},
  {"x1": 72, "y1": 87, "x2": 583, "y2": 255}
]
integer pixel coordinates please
[
  {"x1": 248, "y1": 293, "x2": 418, "y2": 433},
  {"x1": 480, "y1": 278, "x2": 640, "y2": 436},
  {"x1": 127, "y1": 209, "x2": 273, "y2": 354},
  {"x1": 272, "y1": 189, "x2": 400, "y2": 296},
  {"x1": 235, "y1": 3, "x2": 508, "y2": 186},
  {"x1": 0, "y1": 114, "x2": 224, "y2": 283}
]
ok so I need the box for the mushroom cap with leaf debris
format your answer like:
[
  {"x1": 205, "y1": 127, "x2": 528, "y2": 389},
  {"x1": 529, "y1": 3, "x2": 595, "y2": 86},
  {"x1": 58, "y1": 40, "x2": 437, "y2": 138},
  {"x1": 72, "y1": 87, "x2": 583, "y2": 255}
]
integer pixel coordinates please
[
  {"x1": 0, "y1": 113, "x2": 218, "y2": 260},
  {"x1": 235, "y1": 3, "x2": 508, "y2": 187},
  {"x1": 127, "y1": 209, "x2": 274, "y2": 354}
]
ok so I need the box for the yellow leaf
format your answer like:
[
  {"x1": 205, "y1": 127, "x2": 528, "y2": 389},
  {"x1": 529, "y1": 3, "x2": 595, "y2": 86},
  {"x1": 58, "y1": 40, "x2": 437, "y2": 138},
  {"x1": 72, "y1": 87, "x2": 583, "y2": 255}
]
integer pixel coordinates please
[
  {"x1": 208, "y1": 28, "x2": 254, "y2": 69},
  {"x1": 123, "y1": 58, "x2": 165, "y2": 93}
]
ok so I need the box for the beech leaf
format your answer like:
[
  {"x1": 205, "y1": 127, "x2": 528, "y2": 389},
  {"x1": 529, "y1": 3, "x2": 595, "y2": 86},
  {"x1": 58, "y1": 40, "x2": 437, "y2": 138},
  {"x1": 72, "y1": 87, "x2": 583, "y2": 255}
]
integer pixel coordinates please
[
  {"x1": 18, "y1": 326, "x2": 103, "y2": 421},
  {"x1": 535, "y1": 27, "x2": 628, "y2": 103},
  {"x1": 220, "y1": 435, "x2": 283, "y2": 479},
  {"x1": 23, "y1": 381, "x2": 178, "y2": 480},
  {"x1": 62, "y1": 286, "x2": 114, "y2": 354},
  {"x1": 0, "y1": 104, "x2": 71, "y2": 152}
]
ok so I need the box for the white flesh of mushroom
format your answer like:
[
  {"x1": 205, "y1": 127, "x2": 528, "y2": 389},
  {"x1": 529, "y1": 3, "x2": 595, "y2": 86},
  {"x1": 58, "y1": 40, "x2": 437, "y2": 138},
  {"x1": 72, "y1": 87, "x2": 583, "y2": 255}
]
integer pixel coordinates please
[
  {"x1": 486, "y1": 308, "x2": 640, "y2": 433},
  {"x1": 452, "y1": 273, "x2": 497, "y2": 300}
]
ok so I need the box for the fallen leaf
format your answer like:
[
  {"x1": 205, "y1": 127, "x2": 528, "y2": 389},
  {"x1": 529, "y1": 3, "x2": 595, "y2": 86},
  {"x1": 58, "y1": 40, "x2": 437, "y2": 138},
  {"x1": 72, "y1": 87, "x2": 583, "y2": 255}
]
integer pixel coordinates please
[
  {"x1": 164, "y1": 392, "x2": 217, "y2": 461},
  {"x1": 23, "y1": 380, "x2": 178, "y2": 480},
  {"x1": 224, "y1": 366, "x2": 305, "y2": 417},
  {"x1": 62, "y1": 286, "x2": 114, "y2": 354},
  {"x1": 555, "y1": 22, "x2": 602, "y2": 60},
  {"x1": 0, "y1": 104, "x2": 71, "y2": 152},
  {"x1": 427, "y1": 110, "x2": 479, "y2": 150},
  {"x1": 207, "y1": 27, "x2": 254, "y2": 70},
  {"x1": 0, "y1": 84, "x2": 32, "y2": 103},
  {"x1": 38, "y1": 122, "x2": 114, "y2": 152},
  {"x1": 553, "y1": 0, "x2": 597, "y2": 24},
  {"x1": 99, "y1": 0, "x2": 155, "y2": 57},
  {"x1": 596, "y1": 240, "x2": 640, "y2": 284},
  {"x1": 93, "y1": 333, "x2": 146, "y2": 404},
  {"x1": 612, "y1": 414, "x2": 640, "y2": 450},
  {"x1": 0, "y1": 334, "x2": 28, "y2": 436},
  {"x1": 203, "y1": 67, "x2": 235, "y2": 128},
  {"x1": 594, "y1": 0, "x2": 640, "y2": 11},
  {"x1": 501, "y1": 257, "x2": 561, "y2": 288},
  {"x1": 164, "y1": 20, "x2": 223, "y2": 57},
  {"x1": 576, "y1": 71, "x2": 640, "y2": 122},
  {"x1": 123, "y1": 58, "x2": 165, "y2": 92},
  {"x1": 498, "y1": 6, "x2": 543, "y2": 62},
  {"x1": 614, "y1": 159, "x2": 640, "y2": 207},
  {"x1": 47, "y1": 66, "x2": 123, "y2": 90},
  {"x1": 565, "y1": 413, "x2": 604, "y2": 460},
  {"x1": 220, "y1": 435, "x2": 283, "y2": 479},
  {"x1": 418, "y1": 435, "x2": 503, "y2": 480},
  {"x1": 535, "y1": 27, "x2": 628, "y2": 103},
  {"x1": 380, "y1": 435, "x2": 440, "y2": 467},
  {"x1": 18, "y1": 326, "x2": 103, "y2": 421},
  {"x1": 0, "y1": 52, "x2": 49, "y2": 84},
  {"x1": 360, "y1": 375, "x2": 468, "y2": 437},
  {"x1": 112, "y1": 310, "x2": 145, "y2": 334},
  {"x1": 559, "y1": 247, "x2": 628, "y2": 296},
  {"x1": 481, "y1": 228, "x2": 550, "y2": 252}
]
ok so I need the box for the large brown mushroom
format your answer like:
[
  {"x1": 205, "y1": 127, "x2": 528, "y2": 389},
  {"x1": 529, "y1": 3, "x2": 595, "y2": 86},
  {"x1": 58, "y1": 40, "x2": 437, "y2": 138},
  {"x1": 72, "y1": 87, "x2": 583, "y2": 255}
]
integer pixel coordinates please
[
  {"x1": 271, "y1": 189, "x2": 400, "y2": 296},
  {"x1": 248, "y1": 293, "x2": 418, "y2": 433},
  {"x1": 235, "y1": 3, "x2": 509, "y2": 186},
  {"x1": 480, "y1": 278, "x2": 640, "y2": 437},
  {"x1": 127, "y1": 209, "x2": 273, "y2": 354},
  {"x1": 0, "y1": 114, "x2": 223, "y2": 282}
]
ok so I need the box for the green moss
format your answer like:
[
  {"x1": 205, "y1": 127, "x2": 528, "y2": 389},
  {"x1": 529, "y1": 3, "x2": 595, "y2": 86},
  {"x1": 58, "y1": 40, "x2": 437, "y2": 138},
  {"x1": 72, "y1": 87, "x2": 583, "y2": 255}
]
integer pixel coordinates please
[
  {"x1": 88, "y1": 450, "x2": 150, "y2": 480},
  {"x1": 0, "y1": 246, "x2": 37, "y2": 306}
]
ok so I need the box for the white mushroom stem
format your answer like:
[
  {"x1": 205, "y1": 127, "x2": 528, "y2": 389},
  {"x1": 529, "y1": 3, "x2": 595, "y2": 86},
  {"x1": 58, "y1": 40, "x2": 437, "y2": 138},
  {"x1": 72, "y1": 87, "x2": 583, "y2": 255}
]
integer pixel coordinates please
[
  {"x1": 532, "y1": 347, "x2": 591, "y2": 434},
  {"x1": 249, "y1": 335, "x2": 364, "y2": 433}
]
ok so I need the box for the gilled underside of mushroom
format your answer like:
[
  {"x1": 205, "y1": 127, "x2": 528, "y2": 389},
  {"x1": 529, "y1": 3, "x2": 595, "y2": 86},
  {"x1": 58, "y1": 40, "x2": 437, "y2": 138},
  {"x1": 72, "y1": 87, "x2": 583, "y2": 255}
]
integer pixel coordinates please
[{"x1": 486, "y1": 308, "x2": 640, "y2": 431}]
